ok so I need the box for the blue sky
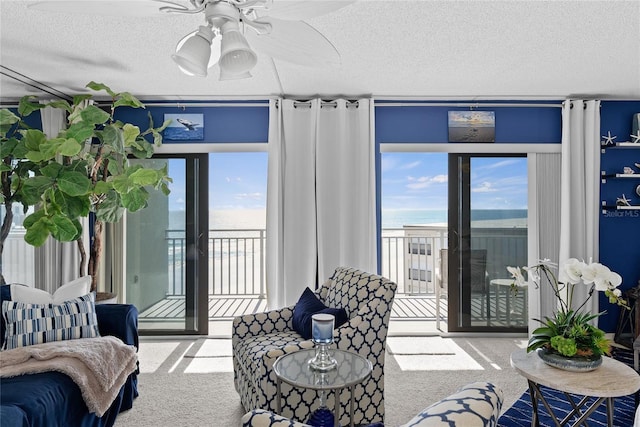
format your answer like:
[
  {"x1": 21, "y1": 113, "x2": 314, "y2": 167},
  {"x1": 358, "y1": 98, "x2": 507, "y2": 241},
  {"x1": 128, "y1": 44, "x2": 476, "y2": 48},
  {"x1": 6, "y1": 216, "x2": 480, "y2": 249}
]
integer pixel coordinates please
[
  {"x1": 382, "y1": 153, "x2": 527, "y2": 210},
  {"x1": 166, "y1": 152, "x2": 527, "y2": 211}
]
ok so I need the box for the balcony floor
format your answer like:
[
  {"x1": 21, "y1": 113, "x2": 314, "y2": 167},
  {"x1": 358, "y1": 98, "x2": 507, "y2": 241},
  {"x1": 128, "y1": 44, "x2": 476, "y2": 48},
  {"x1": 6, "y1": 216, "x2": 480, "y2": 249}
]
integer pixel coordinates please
[{"x1": 138, "y1": 294, "x2": 442, "y2": 321}]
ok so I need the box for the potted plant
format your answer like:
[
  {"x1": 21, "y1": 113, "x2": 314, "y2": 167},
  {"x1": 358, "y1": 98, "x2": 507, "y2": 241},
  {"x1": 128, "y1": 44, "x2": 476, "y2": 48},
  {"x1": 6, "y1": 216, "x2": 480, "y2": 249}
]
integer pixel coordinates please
[
  {"x1": 0, "y1": 82, "x2": 171, "y2": 296},
  {"x1": 507, "y1": 258, "x2": 628, "y2": 371}
]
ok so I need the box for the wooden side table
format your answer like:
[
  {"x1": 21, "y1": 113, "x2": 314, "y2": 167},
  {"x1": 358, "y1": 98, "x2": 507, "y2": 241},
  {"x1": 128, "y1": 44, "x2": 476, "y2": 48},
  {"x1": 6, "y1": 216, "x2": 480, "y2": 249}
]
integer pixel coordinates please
[{"x1": 510, "y1": 348, "x2": 640, "y2": 427}]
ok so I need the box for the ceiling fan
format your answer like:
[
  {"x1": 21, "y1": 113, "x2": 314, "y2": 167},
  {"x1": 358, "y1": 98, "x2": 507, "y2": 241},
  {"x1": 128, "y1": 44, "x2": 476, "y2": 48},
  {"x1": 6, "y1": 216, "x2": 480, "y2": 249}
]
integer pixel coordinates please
[{"x1": 29, "y1": 0, "x2": 355, "y2": 81}]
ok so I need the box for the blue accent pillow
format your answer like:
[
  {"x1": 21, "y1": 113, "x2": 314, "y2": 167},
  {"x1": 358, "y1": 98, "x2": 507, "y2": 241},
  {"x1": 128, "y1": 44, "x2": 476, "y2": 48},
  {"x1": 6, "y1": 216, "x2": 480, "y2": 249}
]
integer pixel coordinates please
[{"x1": 292, "y1": 287, "x2": 348, "y2": 339}]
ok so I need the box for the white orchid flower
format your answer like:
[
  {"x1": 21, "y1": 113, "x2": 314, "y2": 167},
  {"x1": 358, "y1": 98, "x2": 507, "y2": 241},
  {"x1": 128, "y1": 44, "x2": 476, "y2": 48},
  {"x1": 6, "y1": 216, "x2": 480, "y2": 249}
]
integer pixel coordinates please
[
  {"x1": 507, "y1": 266, "x2": 526, "y2": 287},
  {"x1": 558, "y1": 258, "x2": 586, "y2": 284},
  {"x1": 580, "y1": 262, "x2": 609, "y2": 285}
]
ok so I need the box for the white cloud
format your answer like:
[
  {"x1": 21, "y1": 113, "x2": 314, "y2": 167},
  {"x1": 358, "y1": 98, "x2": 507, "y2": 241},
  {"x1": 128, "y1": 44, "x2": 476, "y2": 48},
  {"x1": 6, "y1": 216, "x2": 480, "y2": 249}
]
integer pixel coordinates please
[
  {"x1": 400, "y1": 161, "x2": 421, "y2": 170},
  {"x1": 406, "y1": 174, "x2": 448, "y2": 190},
  {"x1": 472, "y1": 181, "x2": 497, "y2": 193},
  {"x1": 235, "y1": 192, "x2": 263, "y2": 200}
]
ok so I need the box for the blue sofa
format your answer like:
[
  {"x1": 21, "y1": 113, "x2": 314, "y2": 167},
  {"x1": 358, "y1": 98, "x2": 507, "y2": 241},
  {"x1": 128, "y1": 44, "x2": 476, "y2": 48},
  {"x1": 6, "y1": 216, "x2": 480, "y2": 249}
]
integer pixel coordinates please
[{"x1": 0, "y1": 286, "x2": 139, "y2": 427}]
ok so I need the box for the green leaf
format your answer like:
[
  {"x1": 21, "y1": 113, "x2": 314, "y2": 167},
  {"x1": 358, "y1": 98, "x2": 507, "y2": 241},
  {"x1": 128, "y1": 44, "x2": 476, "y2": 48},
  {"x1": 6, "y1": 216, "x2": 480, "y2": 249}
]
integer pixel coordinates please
[
  {"x1": 0, "y1": 138, "x2": 19, "y2": 158},
  {"x1": 93, "y1": 180, "x2": 112, "y2": 194},
  {"x1": 121, "y1": 186, "x2": 148, "y2": 212},
  {"x1": 40, "y1": 163, "x2": 63, "y2": 178},
  {"x1": 57, "y1": 171, "x2": 91, "y2": 196},
  {"x1": 65, "y1": 121, "x2": 95, "y2": 143},
  {"x1": 160, "y1": 182, "x2": 170, "y2": 196},
  {"x1": 50, "y1": 214, "x2": 79, "y2": 242},
  {"x1": 0, "y1": 109, "x2": 20, "y2": 135},
  {"x1": 113, "y1": 92, "x2": 144, "y2": 109},
  {"x1": 129, "y1": 168, "x2": 159, "y2": 186},
  {"x1": 21, "y1": 176, "x2": 54, "y2": 204},
  {"x1": 58, "y1": 138, "x2": 83, "y2": 156},
  {"x1": 12, "y1": 140, "x2": 29, "y2": 158},
  {"x1": 80, "y1": 105, "x2": 110, "y2": 125},
  {"x1": 45, "y1": 100, "x2": 72, "y2": 113},
  {"x1": 21, "y1": 129, "x2": 47, "y2": 151},
  {"x1": 95, "y1": 191, "x2": 124, "y2": 222},
  {"x1": 122, "y1": 123, "x2": 141, "y2": 147},
  {"x1": 55, "y1": 190, "x2": 90, "y2": 218},
  {"x1": 23, "y1": 210, "x2": 45, "y2": 228},
  {"x1": 110, "y1": 174, "x2": 131, "y2": 194},
  {"x1": 86, "y1": 81, "x2": 116, "y2": 98},
  {"x1": 18, "y1": 96, "x2": 45, "y2": 117},
  {"x1": 0, "y1": 163, "x2": 10, "y2": 172},
  {"x1": 101, "y1": 124, "x2": 124, "y2": 152},
  {"x1": 24, "y1": 217, "x2": 53, "y2": 247},
  {"x1": 39, "y1": 138, "x2": 64, "y2": 160}
]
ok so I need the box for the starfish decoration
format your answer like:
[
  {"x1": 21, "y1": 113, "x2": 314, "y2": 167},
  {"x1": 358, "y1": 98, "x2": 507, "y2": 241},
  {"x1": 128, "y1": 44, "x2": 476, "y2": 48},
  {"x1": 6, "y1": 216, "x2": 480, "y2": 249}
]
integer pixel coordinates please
[
  {"x1": 631, "y1": 130, "x2": 640, "y2": 144},
  {"x1": 601, "y1": 131, "x2": 617, "y2": 145},
  {"x1": 616, "y1": 194, "x2": 632, "y2": 206}
]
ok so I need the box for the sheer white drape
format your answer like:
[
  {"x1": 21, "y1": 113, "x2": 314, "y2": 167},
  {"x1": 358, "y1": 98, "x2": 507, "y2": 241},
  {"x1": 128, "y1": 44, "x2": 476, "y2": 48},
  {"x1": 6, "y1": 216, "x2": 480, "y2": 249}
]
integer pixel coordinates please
[
  {"x1": 528, "y1": 153, "x2": 562, "y2": 332},
  {"x1": 266, "y1": 98, "x2": 376, "y2": 309},
  {"x1": 34, "y1": 103, "x2": 89, "y2": 292},
  {"x1": 559, "y1": 99, "x2": 601, "y2": 314}
]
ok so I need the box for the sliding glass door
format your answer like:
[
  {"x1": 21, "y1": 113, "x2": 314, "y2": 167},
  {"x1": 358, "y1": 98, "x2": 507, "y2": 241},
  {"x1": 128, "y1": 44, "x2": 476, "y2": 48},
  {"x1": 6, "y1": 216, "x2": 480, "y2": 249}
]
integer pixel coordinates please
[
  {"x1": 448, "y1": 154, "x2": 528, "y2": 332},
  {"x1": 126, "y1": 154, "x2": 209, "y2": 335}
]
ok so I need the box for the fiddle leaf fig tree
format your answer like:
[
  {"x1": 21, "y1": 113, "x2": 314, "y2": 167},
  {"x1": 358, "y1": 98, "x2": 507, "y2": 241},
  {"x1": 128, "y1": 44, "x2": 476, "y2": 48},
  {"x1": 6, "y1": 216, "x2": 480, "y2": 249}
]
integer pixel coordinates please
[{"x1": 0, "y1": 82, "x2": 171, "y2": 291}]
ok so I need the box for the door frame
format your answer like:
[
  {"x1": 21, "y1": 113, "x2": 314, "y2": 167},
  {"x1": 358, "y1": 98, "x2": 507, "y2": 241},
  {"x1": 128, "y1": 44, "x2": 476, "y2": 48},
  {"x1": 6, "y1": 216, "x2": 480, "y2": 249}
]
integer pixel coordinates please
[
  {"x1": 447, "y1": 153, "x2": 528, "y2": 333},
  {"x1": 137, "y1": 153, "x2": 209, "y2": 336}
]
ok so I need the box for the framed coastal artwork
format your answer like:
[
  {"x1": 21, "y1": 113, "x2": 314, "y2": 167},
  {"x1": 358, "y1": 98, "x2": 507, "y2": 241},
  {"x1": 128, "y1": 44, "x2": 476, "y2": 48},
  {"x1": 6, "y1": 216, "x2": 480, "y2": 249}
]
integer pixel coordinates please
[
  {"x1": 163, "y1": 113, "x2": 204, "y2": 141},
  {"x1": 448, "y1": 111, "x2": 495, "y2": 143}
]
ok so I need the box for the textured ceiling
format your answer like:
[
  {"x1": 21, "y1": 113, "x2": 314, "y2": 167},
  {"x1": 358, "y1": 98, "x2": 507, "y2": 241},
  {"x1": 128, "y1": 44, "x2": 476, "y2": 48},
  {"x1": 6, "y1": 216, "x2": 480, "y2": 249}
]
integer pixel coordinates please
[{"x1": 1, "y1": 0, "x2": 639, "y2": 102}]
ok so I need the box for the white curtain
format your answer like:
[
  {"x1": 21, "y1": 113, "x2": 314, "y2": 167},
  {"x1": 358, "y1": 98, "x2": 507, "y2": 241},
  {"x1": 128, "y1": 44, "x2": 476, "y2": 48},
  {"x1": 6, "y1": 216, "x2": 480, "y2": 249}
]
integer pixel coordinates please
[
  {"x1": 34, "y1": 103, "x2": 89, "y2": 292},
  {"x1": 528, "y1": 153, "x2": 562, "y2": 332},
  {"x1": 559, "y1": 99, "x2": 601, "y2": 313},
  {"x1": 266, "y1": 98, "x2": 376, "y2": 309}
]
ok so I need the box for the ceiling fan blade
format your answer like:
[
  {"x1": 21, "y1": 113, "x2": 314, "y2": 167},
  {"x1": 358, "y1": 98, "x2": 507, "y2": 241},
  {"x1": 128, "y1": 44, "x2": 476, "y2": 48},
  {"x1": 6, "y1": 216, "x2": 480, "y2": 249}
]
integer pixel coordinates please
[
  {"x1": 259, "y1": 0, "x2": 355, "y2": 21},
  {"x1": 245, "y1": 17, "x2": 341, "y2": 67},
  {"x1": 27, "y1": 1, "x2": 181, "y2": 17}
]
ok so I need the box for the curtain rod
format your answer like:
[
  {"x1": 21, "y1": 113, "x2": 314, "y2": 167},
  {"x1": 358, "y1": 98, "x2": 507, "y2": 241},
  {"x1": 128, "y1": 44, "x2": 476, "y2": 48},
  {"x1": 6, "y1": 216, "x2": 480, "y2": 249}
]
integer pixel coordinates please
[
  {"x1": 0, "y1": 101, "x2": 271, "y2": 108},
  {"x1": 374, "y1": 102, "x2": 562, "y2": 108}
]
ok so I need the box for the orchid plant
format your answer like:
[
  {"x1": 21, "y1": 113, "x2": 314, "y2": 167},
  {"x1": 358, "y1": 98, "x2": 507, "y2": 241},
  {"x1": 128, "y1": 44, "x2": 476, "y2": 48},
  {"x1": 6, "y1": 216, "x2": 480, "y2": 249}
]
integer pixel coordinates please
[{"x1": 507, "y1": 258, "x2": 628, "y2": 359}]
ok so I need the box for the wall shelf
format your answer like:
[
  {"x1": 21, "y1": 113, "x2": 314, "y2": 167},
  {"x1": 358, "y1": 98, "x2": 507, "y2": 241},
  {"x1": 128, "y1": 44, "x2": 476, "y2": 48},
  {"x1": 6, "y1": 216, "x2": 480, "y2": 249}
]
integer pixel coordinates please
[
  {"x1": 601, "y1": 142, "x2": 640, "y2": 152},
  {"x1": 601, "y1": 204, "x2": 640, "y2": 213},
  {"x1": 601, "y1": 173, "x2": 640, "y2": 183}
]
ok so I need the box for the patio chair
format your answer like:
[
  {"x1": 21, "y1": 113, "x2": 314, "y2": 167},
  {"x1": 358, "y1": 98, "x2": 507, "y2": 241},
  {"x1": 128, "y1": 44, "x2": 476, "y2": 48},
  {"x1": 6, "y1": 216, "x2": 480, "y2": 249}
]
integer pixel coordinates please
[{"x1": 232, "y1": 266, "x2": 397, "y2": 426}]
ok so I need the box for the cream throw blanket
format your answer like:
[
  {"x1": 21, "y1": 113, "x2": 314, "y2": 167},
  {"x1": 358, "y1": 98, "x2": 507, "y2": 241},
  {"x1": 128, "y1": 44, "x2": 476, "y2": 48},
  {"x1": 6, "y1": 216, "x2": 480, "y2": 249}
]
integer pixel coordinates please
[{"x1": 0, "y1": 336, "x2": 138, "y2": 416}]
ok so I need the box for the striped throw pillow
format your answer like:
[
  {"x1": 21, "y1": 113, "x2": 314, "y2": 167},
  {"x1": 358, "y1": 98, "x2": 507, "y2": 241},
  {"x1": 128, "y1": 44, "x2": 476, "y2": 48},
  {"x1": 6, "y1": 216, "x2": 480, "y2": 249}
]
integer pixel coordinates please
[{"x1": 1, "y1": 293, "x2": 100, "y2": 351}]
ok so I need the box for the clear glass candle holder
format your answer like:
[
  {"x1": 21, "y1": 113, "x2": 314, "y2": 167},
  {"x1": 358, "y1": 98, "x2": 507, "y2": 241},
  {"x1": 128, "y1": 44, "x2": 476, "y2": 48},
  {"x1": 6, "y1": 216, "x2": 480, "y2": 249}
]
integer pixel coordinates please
[{"x1": 308, "y1": 313, "x2": 337, "y2": 371}]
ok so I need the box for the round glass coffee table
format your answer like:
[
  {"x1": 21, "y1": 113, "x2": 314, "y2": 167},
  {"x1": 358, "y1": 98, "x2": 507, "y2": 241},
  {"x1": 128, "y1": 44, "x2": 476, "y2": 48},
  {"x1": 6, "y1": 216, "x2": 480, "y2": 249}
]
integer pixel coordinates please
[{"x1": 273, "y1": 348, "x2": 372, "y2": 427}]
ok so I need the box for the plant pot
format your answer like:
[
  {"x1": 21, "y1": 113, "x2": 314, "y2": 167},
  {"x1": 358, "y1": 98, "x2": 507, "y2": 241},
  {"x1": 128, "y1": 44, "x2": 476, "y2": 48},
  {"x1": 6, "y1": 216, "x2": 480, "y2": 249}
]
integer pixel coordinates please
[
  {"x1": 537, "y1": 347, "x2": 602, "y2": 372},
  {"x1": 95, "y1": 291, "x2": 118, "y2": 305}
]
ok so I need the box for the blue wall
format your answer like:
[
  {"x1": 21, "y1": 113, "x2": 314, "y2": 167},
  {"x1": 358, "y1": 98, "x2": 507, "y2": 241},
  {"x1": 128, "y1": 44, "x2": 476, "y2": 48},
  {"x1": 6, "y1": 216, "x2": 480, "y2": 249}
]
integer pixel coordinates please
[
  {"x1": 599, "y1": 101, "x2": 640, "y2": 332},
  {"x1": 114, "y1": 101, "x2": 269, "y2": 143}
]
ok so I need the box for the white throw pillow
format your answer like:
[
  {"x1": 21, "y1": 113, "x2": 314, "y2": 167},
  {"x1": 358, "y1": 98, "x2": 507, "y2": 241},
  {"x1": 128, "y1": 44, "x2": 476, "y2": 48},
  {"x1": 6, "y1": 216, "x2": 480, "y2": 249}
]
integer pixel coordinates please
[{"x1": 10, "y1": 276, "x2": 91, "y2": 304}]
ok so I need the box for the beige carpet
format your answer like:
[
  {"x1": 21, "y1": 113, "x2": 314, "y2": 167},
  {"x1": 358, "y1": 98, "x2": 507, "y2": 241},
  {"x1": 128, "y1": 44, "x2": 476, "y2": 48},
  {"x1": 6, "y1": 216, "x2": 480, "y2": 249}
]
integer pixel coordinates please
[{"x1": 114, "y1": 336, "x2": 529, "y2": 427}]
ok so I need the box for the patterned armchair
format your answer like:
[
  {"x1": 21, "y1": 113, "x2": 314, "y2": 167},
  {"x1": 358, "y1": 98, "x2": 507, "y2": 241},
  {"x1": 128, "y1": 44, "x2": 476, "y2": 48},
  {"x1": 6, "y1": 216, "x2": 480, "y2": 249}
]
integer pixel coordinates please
[
  {"x1": 232, "y1": 267, "x2": 397, "y2": 426},
  {"x1": 240, "y1": 382, "x2": 504, "y2": 427}
]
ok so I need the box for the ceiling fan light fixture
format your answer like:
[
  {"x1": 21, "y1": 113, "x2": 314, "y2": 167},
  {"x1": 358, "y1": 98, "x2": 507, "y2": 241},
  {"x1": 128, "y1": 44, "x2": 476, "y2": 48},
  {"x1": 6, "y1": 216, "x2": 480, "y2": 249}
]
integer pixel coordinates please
[
  {"x1": 172, "y1": 25, "x2": 215, "y2": 77},
  {"x1": 218, "y1": 24, "x2": 257, "y2": 75},
  {"x1": 219, "y1": 69, "x2": 252, "y2": 81}
]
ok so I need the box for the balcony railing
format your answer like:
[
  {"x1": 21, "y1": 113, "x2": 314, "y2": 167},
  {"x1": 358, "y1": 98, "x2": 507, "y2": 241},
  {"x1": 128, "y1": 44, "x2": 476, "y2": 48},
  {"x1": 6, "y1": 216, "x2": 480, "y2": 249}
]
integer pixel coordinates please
[{"x1": 3, "y1": 226, "x2": 526, "y2": 302}]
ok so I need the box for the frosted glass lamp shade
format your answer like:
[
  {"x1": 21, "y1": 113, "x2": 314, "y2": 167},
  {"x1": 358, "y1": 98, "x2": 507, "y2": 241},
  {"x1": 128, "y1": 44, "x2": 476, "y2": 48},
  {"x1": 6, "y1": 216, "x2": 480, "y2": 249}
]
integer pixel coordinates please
[
  {"x1": 219, "y1": 69, "x2": 252, "y2": 81},
  {"x1": 219, "y1": 29, "x2": 257, "y2": 75},
  {"x1": 172, "y1": 26, "x2": 215, "y2": 77}
]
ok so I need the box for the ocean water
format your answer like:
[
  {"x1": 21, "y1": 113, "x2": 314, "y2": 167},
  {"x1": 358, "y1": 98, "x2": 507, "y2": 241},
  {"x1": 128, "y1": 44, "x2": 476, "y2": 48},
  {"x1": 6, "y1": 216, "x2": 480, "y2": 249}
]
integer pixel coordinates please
[
  {"x1": 169, "y1": 208, "x2": 527, "y2": 230},
  {"x1": 382, "y1": 209, "x2": 526, "y2": 228},
  {"x1": 163, "y1": 126, "x2": 204, "y2": 141}
]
